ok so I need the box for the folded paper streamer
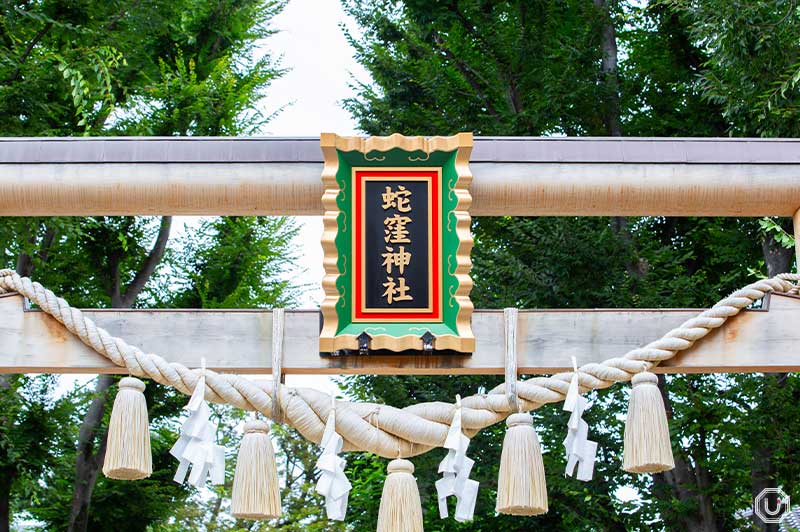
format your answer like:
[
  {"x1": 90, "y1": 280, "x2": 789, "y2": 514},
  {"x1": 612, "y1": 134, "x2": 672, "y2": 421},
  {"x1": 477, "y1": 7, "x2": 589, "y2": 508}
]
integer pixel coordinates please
[
  {"x1": 435, "y1": 395, "x2": 479, "y2": 522},
  {"x1": 315, "y1": 398, "x2": 351, "y2": 521},
  {"x1": 562, "y1": 358, "x2": 597, "y2": 481},
  {"x1": 170, "y1": 364, "x2": 225, "y2": 488}
]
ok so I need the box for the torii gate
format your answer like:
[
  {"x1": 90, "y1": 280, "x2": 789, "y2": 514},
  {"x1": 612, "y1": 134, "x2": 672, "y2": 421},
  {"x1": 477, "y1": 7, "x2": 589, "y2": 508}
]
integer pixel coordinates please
[
  {"x1": 1, "y1": 135, "x2": 798, "y2": 375},
  {"x1": 1, "y1": 135, "x2": 799, "y2": 526}
]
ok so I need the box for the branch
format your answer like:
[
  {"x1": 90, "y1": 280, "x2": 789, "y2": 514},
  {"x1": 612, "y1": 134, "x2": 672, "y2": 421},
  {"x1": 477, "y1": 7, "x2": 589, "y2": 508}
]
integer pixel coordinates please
[
  {"x1": 447, "y1": 1, "x2": 502, "y2": 67},
  {"x1": 106, "y1": 0, "x2": 141, "y2": 32},
  {"x1": 120, "y1": 216, "x2": 172, "y2": 308},
  {"x1": 36, "y1": 223, "x2": 58, "y2": 265},
  {"x1": 2, "y1": 22, "x2": 52, "y2": 86},
  {"x1": 430, "y1": 30, "x2": 500, "y2": 118},
  {"x1": 15, "y1": 220, "x2": 42, "y2": 277},
  {"x1": 75, "y1": 375, "x2": 115, "y2": 462},
  {"x1": 207, "y1": 495, "x2": 223, "y2": 528},
  {"x1": 447, "y1": 1, "x2": 523, "y2": 114}
]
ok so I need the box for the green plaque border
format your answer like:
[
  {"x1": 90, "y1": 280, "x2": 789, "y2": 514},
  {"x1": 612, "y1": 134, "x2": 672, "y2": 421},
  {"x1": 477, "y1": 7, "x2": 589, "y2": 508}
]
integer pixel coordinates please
[{"x1": 320, "y1": 133, "x2": 474, "y2": 353}]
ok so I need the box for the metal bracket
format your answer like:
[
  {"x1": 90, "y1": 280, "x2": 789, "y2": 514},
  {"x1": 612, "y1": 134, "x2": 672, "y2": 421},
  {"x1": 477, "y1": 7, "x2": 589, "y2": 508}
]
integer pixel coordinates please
[
  {"x1": 421, "y1": 331, "x2": 436, "y2": 354},
  {"x1": 357, "y1": 332, "x2": 372, "y2": 356}
]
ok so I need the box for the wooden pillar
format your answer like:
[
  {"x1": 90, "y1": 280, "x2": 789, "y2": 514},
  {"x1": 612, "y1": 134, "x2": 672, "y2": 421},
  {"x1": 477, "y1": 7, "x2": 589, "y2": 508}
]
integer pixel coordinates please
[{"x1": 795, "y1": 207, "x2": 800, "y2": 272}]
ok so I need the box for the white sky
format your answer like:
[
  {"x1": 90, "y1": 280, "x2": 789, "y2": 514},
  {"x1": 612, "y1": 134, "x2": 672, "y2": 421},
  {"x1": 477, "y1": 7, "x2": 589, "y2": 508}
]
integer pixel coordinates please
[
  {"x1": 260, "y1": 0, "x2": 368, "y2": 394},
  {"x1": 262, "y1": 0, "x2": 368, "y2": 137},
  {"x1": 261, "y1": 0, "x2": 371, "y2": 311}
]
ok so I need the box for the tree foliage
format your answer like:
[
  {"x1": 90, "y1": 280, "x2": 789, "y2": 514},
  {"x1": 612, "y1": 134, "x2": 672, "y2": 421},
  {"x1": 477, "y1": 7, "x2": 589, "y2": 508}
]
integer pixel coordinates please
[
  {"x1": 2, "y1": 0, "x2": 800, "y2": 530},
  {"x1": 342, "y1": 1, "x2": 800, "y2": 530},
  {"x1": 0, "y1": 1, "x2": 295, "y2": 531},
  {"x1": 0, "y1": 0, "x2": 284, "y2": 137},
  {"x1": 667, "y1": 0, "x2": 800, "y2": 137}
]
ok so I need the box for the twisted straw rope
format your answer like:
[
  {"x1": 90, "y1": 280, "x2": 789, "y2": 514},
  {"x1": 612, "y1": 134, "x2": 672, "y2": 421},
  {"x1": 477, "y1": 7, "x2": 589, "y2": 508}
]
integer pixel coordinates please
[{"x1": 1, "y1": 269, "x2": 797, "y2": 458}]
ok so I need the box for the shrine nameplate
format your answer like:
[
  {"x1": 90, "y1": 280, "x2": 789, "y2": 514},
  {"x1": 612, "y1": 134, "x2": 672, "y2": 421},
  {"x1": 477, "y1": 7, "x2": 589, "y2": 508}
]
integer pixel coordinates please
[{"x1": 320, "y1": 133, "x2": 475, "y2": 353}]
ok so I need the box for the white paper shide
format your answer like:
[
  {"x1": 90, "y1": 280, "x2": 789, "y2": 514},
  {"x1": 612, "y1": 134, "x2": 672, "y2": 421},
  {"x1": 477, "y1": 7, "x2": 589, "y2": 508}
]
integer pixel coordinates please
[
  {"x1": 170, "y1": 369, "x2": 225, "y2": 488},
  {"x1": 436, "y1": 396, "x2": 479, "y2": 522},
  {"x1": 562, "y1": 359, "x2": 598, "y2": 481},
  {"x1": 315, "y1": 400, "x2": 352, "y2": 521}
]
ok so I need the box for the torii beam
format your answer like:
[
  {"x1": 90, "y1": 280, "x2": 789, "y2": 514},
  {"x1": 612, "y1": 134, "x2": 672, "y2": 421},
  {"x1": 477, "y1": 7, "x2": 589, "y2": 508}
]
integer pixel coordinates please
[
  {"x1": 1, "y1": 136, "x2": 798, "y2": 376},
  {"x1": 1, "y1": 136, "x2": 800, "y2": 216},
  {"x1": 3, "y1": 291, "x2": 799, "y2": 375}
]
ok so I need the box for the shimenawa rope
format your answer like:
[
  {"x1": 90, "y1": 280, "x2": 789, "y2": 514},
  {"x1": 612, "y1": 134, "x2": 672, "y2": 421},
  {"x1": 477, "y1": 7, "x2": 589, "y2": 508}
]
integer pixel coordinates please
[{"x1": 1, "y1": 269, "x2": 796, "y2": 458}]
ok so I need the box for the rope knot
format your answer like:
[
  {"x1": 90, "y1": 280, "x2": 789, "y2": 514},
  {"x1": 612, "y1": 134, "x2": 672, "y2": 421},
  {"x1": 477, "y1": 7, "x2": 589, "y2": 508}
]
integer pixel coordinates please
[
  {"x1": 387, "y1": 458, "x2": 414, "y2": 474},
  {"x1": 506, "y1": 412, "x2": 533, "y2": 428},
  {"x1": 119, "y1": 376, "x2": 145, "y2": 392},
  {"x1": 244, "y1": 420, "x2": 270, "y2": 434},
  {"x1": 631, "y1": 372, "x2": 658, "y2": 387}
]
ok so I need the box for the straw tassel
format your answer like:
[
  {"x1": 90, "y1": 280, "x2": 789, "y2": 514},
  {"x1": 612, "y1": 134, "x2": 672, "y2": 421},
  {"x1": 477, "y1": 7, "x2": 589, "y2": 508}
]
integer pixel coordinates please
[
  {"x1": 623, "y1": 372, "x2": 675, "y2": 474},
  {"x1": 231, "y1": 420, "x2": 282, "y2": 519},
  {"x1": 496, "y1": 412, "x2": 548, "y2": 516},
  {"x1": 102, "y1": 377, "x2": 152, "y2": 480},
  {"x1": 376, "y1": 459, "x2": 423, "y2": 532}
]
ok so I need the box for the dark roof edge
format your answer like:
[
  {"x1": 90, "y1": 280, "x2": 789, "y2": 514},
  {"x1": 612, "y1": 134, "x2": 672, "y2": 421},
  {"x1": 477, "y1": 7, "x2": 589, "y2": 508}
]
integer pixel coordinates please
[{"x1": 2, "y1": 136, "x2": 799, "y2": 164}]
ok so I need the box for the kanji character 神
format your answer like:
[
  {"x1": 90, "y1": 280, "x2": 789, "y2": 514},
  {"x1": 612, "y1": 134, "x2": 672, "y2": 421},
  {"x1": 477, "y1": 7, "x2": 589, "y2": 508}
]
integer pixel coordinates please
[{"x1": 381, "y1": 245, "x2": 412, "y2": 274}]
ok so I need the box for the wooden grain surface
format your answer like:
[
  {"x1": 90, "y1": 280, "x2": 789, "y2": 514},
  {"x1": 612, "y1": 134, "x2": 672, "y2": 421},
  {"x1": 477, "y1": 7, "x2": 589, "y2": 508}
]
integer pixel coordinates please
[
  {"x1": 2, "y1": 162, "x2": 800, "y2": 216},
  {"x1": 2, "y1": 293, "x2": 798, "y2": 375}
]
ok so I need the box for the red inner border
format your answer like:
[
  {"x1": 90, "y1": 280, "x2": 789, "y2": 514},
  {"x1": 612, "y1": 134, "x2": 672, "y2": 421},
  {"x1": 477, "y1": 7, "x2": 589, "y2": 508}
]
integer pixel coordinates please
[{"x1": 354, "y1": 170, "x2": 440, "y2": 321}]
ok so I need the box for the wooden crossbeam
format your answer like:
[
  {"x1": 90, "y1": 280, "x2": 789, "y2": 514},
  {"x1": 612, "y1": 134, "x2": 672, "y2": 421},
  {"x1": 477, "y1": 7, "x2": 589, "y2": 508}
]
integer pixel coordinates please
[
  {"x1": 1, "y1": 139, "x2": 797, "y2": 375},
  {"x1": 2, "y1": 292, "x2": 799, "y2": 375},
  {"x1": 1, "y1": 137, "x2": 800, "y2": 216}
]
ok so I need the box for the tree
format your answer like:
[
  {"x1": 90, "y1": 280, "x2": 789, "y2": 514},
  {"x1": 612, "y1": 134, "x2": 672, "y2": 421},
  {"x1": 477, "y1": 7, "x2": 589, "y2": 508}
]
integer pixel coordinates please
[
  {"x1": 64, "y1": 217, "x2": 173, "y2": 532},
  {"x1": 0, "y1": 0, "x2": 284, "y2": 137},
  {"x1": 0, "y1": 375, "x2": 73, "y2": 532},
  {"x1": 0, "y1": 1, "x2": 288, "y2": 530},
  {"x1": 662, "y1": 3, "x2": 800, "y2": 530},
  {"x1": 342, "y1": 0, "x2": 799, "y2": 530},
  {"x1": 667, "y1": 0, "x2": 800, "y2": 138},
  {"x1": 166, "y1": 217, "x2": 300, "y2": 310},
  {"x1": 148, "y1": 218, "x2": 334, "y2": 532}
]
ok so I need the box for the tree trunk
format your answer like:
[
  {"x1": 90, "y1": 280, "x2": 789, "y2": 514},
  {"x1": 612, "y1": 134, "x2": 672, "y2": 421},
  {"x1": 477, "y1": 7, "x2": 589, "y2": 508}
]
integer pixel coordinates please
[
  {"x1": 751, "y1": 438, "x2": 779, "y2": 532},
  {"x1": 15, "y1": 219, "x2": 41, "y2": 278},
  {"x1": 66, "y1": 216, "x2": 172, "y2": 531},
  {"x1": 0, "y1": 468, "x2": 12, "y2": 532},
  {"x1": 207, "y1": 494, "x2": 223, "y2": 529},
  {"x1": 762, "y1": 222, "x2": 794, "y2": 278},
  {"x1": 750, "y1": 227, "x2": 794, "y2": 532},
  {"x1": 653, "y1": 375, "x2": 722, "y2": 532},
  {"x1": 593, "y1": 0, "x2": 622, "y2": 137},
  {"x1": 0, "y1": 227, "x2": 57, "y2": 528},
  {"x1": 67, "y1": 375, "x2": 113, "y2": 532},
  {"x1": 0, "y1": 376, "x2": 10, "y2": 532},
  {"x1": 593, "y1": 0, "x2": 647, "y2": 288}
]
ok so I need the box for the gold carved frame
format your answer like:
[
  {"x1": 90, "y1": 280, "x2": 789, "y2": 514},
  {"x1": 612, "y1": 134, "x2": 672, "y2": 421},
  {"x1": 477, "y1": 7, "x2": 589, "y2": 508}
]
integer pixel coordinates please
[{"x1": 320, "y1": 132, "x2": 475, "y2": 353}]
